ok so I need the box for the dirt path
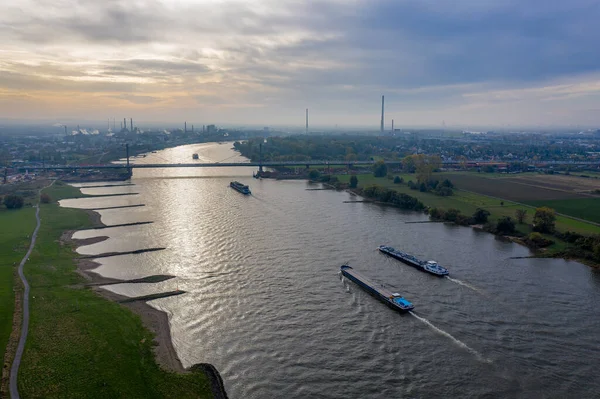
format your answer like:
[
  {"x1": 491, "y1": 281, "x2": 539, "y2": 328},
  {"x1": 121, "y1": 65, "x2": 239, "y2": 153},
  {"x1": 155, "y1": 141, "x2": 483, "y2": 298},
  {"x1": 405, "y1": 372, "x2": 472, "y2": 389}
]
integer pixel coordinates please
[{"x1": 9, "y1": 189, "x2": 46, "y2": 399}]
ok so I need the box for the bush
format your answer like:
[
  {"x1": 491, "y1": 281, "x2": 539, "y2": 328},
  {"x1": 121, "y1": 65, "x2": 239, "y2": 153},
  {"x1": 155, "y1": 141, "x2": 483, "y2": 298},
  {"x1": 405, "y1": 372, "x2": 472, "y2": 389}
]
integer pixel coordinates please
[
  {"x1": 524, "y1": 232, "x2": 554, "y2": 248},
  {"x1": 419, "y1": 182, "x2": 427, "y2": 192},
  {"x1": 407, "y1": 181, "x2": 417, "y2": 190},
  {"x1": 472, "y1": 208, "x2": 491, "y2": 224},
  {"x1": 496, "y1": 216, "x2": 516, "y2": 235},
  {"x1": 40, "y1": 193, "x2": 51, "y2": 204},
  {"x1": 434, "y1": 186, "x2": 453, "y2": 196},
  {"x1": 393, "y1": 176, "x2": 402, "y2": 184},
  {"x1": 455, "y1": 214, "x2": 472, "y2": 226},
  {"x1": 360, "y1": 184, "x2": 425, "y2": 211},
  {"x1": 308, "y1": 169, "x2": 320, "y2": 180},
  {"x1": 349, "y1": 175, "x2": 358, "y2": 188},
  {"x1": 441, "y1": 179, "x2": 454, "y2": 189},
  {"x1": 444, "y1": 208, "x2": 461, "y2": 223},
  {"x1": 429, "y1": 207, "x2": 444, "y2": 220},
  {"x1": 4, "y1": 194, "x2": 24, "y2": 209},
  {"x1": 373, "y1": 161, "x2": 388, "y2": 177}
]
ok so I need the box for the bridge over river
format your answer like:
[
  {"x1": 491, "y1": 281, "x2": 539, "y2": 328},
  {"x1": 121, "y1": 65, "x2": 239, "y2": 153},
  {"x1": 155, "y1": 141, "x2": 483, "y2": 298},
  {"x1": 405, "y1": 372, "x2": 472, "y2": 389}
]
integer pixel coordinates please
[{"x1": 17, "y1": 158, "x2": 600, "y2": 171}]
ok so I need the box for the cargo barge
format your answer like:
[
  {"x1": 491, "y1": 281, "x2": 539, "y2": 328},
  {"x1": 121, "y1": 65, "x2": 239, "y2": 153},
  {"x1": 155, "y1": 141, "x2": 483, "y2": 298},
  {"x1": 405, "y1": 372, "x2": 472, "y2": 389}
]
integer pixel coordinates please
[
  {"x1": 378, "y1": 245, "x2": 449, "y2": 276},
  {"x1": 340, "y1": 265, "x2": 414, "y2": 312}
]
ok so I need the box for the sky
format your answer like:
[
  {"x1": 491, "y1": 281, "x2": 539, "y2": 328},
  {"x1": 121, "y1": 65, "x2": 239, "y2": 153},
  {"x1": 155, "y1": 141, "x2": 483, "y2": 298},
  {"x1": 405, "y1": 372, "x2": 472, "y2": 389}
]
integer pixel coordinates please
[{"x1": 1, "y1": 0, "x2": 600, "y2": 129}]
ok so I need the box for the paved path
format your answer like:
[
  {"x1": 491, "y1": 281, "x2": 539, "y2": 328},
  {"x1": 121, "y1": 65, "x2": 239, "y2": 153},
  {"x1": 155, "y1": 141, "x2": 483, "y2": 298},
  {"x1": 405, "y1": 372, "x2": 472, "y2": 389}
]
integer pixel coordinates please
[{"x1": 9, "y1": 181, "x2": 53, "y2": 399}]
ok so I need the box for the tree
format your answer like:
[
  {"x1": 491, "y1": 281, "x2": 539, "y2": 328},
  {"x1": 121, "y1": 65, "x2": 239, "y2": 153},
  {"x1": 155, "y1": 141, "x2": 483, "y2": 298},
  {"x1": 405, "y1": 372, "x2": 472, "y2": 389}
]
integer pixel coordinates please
[
  {"x1": 419, "y1": 182, "x2": 427, "y2": 192},
  {"x1": 40, "y1": 193, "x2": 51, "y2": 204},
  {"x1": 496, "y1": 216, "x2": 516, "y2": 235},
  {"x1": 402, "y1": 156, "x2": 416, "y2": 173},
  {"x1": 349, "y1": 175, "x2": 358, "y2": 188},
  {"x1": 515, "y1": 209, "x2": 527, "y2": 224},
  {"x1": 393, "y1": 176, "x2": 402, "y2": 184},
  {"x1": 444, "y1": 208, "x2": 461, "y2": 222},
  {"x1": 441, "y1": 179, "x2": 454, "y2": 188},
  {"x1": 533, "y1": 207, "x2": 556, "y2": 234},
  {"x1": 472, "y1": 208, "x2": 491, "y2": 224},
  {"x1": 4, "y1": 194, "x2": 24, "y2": 209},
  {"x1": 413, "y1": 154, "x2": 442, "y2": 183},
  {"x1": 372, "y1": 160, "x2": 388, "y2": 177},
  {"x1": 428, "y1": 207, "x2": 444, "y2": 220},
  {"x1": 308, "y1": 169, "x2": 320, "y2": 180}
]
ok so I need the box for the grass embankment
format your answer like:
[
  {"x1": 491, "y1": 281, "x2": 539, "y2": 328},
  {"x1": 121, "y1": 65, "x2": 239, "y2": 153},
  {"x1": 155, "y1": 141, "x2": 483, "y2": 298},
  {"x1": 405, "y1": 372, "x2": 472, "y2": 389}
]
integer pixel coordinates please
[
  {"x1": 0, "y1": 207, "x2": 37, "y2": 368},
  {"x1": 338, "y1": 174, "x2": 600, "y2": 235},
  {"x1": 336, "y1": 173, "x2": 600, "y2": 255},
  {"x1": 17, "y1": 181, "x2": 212, "y2": 398}
]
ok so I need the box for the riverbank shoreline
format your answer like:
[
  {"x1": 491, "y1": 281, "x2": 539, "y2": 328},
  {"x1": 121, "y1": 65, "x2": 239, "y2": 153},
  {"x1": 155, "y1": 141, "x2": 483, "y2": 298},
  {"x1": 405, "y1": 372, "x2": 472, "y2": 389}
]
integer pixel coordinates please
[
  {"x1": 61, "y1": 222, "x2": 189, "y2": 373},
  {"x1": 60, "y1": 188, "x2": 229, "y2": 397},
  {"x1": 294, "y1": 176, "x2": 599, "y2": 268}
]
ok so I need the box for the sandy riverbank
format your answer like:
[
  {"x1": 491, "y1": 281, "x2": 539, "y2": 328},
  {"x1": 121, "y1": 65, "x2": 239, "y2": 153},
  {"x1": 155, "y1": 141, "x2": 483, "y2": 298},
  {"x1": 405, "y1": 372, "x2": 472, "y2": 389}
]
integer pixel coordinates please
[{"x1": 61, "y1": 227, "x2": 187, "y2": 373}]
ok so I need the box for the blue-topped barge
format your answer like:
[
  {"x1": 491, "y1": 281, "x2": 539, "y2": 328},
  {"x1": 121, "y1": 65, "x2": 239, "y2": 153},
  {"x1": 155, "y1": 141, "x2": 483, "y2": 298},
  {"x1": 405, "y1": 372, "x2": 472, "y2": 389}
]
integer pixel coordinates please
[
  {"x1": 340, "y1": 265, "x2": 414, "y2": 312},
  {"x1": 378, "y1": 245, "x2": 449, "y2": 276}
]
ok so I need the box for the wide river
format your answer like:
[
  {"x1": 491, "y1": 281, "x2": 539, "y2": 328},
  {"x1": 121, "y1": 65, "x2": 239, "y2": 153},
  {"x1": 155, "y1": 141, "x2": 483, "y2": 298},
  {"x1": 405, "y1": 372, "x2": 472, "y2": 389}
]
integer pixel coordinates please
[{"x1": 61, "y1": 143, "x2": 600, "y2": 398}]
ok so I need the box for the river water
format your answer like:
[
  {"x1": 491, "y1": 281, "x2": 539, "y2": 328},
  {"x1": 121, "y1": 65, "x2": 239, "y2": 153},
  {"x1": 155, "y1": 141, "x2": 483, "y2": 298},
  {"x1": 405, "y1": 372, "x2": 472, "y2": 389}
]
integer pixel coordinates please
[{"x1": 60, "y1": 143, "x2": 600, "y2": 398}]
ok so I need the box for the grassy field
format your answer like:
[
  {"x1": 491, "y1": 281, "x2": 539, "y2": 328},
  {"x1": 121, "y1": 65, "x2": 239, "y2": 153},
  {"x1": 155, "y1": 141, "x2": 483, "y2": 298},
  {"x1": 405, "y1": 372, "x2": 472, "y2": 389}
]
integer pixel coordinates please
[
  {"x1": 337, "y1": 173, "x2": 600, "y2": 236},
  {"x1": 0, "y1": 206, "x2": 37, "y2": 369},
  {"x1": 16, "y1": 183, "x2": 213, "y2": 398},
  {"x1": 525, "y1": 198, "x2": 600, "y2": 224}
]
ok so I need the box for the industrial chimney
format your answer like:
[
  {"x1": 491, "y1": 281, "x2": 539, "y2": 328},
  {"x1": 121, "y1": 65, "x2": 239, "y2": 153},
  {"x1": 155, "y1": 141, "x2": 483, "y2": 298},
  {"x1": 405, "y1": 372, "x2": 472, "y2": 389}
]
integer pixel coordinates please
[
  {"x1": 380, "y1": 95, "x2": 385, "y2": 132},
  {"x1": 306, "y1": 108, "x2": 309, "y2": 134}
]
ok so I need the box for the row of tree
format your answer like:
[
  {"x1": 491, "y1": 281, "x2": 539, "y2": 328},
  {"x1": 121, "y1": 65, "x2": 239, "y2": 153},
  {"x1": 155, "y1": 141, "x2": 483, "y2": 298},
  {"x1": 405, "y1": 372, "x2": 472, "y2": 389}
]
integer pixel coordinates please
[{"x1": 359, "y1": 185, "x2": 425, "y2": 212}]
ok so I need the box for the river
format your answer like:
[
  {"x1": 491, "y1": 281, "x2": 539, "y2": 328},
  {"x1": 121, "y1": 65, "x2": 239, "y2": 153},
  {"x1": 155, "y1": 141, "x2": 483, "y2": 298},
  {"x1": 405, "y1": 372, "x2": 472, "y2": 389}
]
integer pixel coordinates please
[{"x1": 60, "y1": 142, "x2": 600, "y2": 398}]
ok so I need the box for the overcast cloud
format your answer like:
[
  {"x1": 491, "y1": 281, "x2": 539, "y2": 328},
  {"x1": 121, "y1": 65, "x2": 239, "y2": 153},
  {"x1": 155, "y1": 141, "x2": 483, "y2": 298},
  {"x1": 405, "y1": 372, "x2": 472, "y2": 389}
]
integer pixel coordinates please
[{"x1": 1, "y1": 0, "x2": 599, "y2": 127}]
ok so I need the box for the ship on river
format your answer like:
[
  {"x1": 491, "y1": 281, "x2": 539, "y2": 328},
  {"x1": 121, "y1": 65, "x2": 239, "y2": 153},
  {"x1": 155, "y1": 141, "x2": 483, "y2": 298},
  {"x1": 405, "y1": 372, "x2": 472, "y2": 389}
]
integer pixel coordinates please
[
  {"x1": 378, "y1": 245, "x2": 449, "y2": 276},
  {"x1": 230, "y1": 181, "x2": 251, "y2": 195},
  {"x1": 340, "y1": 265, "x2": 414, "y2": 312}
]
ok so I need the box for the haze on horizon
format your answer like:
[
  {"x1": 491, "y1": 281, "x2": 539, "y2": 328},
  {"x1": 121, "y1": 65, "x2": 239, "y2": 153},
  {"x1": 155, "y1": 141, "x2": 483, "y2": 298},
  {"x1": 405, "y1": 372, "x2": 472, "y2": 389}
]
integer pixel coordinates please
[{"x1": 1, "y1": 0, "x2": 600, "y2": 129}]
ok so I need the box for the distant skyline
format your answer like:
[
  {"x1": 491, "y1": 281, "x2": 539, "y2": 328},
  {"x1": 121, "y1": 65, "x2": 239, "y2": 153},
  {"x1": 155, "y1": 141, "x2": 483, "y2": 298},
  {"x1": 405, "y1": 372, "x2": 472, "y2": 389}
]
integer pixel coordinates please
[{"x1": 1, "y1": 0, "x2": 600, "y2": 128}]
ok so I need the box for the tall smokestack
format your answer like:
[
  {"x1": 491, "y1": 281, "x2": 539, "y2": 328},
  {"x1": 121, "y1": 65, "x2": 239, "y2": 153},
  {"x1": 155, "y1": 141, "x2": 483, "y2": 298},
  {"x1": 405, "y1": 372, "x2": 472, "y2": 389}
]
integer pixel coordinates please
[
  {"x1": 306, "y1": 108, "x2": 309, "y2": 134},
  {"x1": 123, "y1": 118, "x2": 127, "y2": 131},
  {"x1": 130, "y1": 118, "x2": 133, "y2": 132},
  {"x1": 185, "y1": 121, "x2": 187, "y2": 133},
  {"x1": 380, "y1": 95, "x2": 385, "y2": 132},
  {"x1": 192, "y1": 125, "x2": 194, "y2": 133},
  {"x1": 392, "y1": 119, "x2": 394, "y2": 132}
]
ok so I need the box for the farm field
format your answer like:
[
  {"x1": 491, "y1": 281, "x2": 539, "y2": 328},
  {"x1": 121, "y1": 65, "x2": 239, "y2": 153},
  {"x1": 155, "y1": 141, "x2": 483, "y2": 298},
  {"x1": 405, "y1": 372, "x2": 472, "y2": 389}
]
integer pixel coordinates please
[
  {"x1": 438, "y1": 173, "x2": 600, "y2": 202},
  {"x1": 525, "y1": 198, "x2": 600, "y2": 225}
]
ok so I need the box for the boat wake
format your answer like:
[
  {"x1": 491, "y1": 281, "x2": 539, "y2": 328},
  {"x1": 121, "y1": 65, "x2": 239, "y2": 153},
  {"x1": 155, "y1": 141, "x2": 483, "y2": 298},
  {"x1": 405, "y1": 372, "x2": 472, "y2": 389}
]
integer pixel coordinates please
[
  {"x1": 409, "y1": 311, "x2": 491, "y2": 364},
  {"x1": 445, "y1": 276, "x2": 486, "y2": 295}
]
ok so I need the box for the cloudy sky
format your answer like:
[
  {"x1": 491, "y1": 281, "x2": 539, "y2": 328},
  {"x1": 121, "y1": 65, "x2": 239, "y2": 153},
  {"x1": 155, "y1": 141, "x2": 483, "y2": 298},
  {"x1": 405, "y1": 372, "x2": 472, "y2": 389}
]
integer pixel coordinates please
[{"x1": 1, "y1": 0, "x2": 599, "y2": 128}]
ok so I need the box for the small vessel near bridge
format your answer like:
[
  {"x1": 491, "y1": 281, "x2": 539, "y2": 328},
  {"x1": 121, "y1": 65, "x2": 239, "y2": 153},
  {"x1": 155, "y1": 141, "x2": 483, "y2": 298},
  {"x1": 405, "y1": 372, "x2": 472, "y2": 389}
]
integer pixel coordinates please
[
  {"x1": 378, "y1": 245, "x2": 449, "y2": 276},
  {"x1": 230, "y1": 181, "x2": 251, "y2": 195},
  {"x1": 340, "y1": 265, "x2": 414, "y2": 312}
]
